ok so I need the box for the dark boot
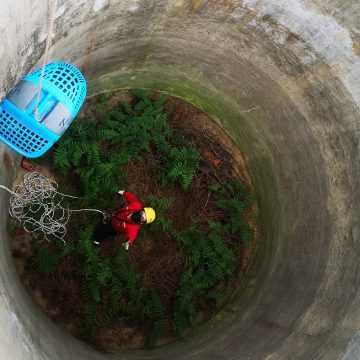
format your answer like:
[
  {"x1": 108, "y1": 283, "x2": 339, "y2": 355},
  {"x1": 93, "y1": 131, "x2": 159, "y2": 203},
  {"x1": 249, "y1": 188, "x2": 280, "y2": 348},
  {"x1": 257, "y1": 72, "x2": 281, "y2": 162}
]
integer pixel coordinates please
[{"x1": 92, "y1": 223, "x2": 117, "y2": 245}]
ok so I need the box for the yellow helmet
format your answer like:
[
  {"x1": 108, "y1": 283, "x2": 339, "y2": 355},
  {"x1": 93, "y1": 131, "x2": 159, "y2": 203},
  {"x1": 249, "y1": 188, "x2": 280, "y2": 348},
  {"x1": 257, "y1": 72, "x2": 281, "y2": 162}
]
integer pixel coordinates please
[{"x1": 144, "y1": 207, "x2": 156, "y2": 224}]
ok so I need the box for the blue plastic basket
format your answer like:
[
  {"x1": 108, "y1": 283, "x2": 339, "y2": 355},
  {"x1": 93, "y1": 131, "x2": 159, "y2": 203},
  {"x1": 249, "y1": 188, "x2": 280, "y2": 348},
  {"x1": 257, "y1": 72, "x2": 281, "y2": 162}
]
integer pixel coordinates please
[{"x1": 0, "y1": 62, "x2": 86, "y2": 158}]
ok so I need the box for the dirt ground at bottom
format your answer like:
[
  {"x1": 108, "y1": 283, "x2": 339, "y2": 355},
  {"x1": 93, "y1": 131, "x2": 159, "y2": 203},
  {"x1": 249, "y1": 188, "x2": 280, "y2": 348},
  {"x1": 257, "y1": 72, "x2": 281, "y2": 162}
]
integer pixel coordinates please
[{"x1": 9, "y1": 91, "x2": 258, "y2": 351}]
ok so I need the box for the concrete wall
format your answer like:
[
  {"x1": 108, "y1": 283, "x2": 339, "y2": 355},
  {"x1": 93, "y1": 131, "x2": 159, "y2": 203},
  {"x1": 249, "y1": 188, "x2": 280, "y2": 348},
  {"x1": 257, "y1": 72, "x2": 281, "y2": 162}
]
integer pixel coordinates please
[{"x1": 0, "y1": 0, "x2": 360, "y2": 359}]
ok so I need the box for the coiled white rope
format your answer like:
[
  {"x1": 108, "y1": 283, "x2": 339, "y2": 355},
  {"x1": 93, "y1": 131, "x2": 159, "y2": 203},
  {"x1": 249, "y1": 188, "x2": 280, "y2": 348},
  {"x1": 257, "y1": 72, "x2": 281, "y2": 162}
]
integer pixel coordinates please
[{"x1": 0, "y1": 172, "x2": 106, "y2": 244}]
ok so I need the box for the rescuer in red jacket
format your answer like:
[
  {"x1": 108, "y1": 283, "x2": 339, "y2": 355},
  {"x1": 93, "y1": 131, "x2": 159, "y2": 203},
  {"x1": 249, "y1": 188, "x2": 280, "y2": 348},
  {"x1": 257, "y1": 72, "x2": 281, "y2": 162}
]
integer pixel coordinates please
[{"x1": 92, "y1": 190, "x2": 156, "y2": 250}]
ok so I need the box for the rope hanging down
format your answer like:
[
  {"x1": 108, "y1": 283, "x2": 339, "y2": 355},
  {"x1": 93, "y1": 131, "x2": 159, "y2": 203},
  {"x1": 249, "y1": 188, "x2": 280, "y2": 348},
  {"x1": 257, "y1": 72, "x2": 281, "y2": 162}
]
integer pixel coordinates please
[
  {"x1": 0, "y1": 172, "x2": 106, "y2": 243},
  {"x1": 34, "y1": 0, "x2": 58, "y2": 120}
]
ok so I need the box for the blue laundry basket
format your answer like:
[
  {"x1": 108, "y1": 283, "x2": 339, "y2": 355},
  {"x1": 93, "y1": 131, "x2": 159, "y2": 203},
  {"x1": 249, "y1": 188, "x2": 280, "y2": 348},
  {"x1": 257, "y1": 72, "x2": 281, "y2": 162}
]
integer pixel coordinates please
[{"x1": 0, "y1": 62, "x2": 86, "y2": 158}]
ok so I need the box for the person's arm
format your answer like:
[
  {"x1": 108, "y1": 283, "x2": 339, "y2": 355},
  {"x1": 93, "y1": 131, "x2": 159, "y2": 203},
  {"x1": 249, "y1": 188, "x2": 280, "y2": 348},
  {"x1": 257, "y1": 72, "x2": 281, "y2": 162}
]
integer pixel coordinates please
[
  {"x1": 123, "y1": 225, "x2": 139, "y2": 247},
  {"x1": 114, "y1": 231, "x2": 131, "y2": 250},
  {"x1": 122, "y1": 191, "x2": 142, "y2": 207}
]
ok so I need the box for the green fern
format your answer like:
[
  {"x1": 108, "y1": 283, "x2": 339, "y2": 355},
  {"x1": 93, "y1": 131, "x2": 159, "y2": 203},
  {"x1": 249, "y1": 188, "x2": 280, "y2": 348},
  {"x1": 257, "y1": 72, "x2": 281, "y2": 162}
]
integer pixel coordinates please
[
  {"x1": 93, "y1": 302, "x2": 118, "y2": 333},
  {"x1": 82, "y1": 277, "x2": 101, "y2": 303},
  {"x1": 173, "y1": 224, "x2": 236, "y2": 336},
  {"x1": 36, "y1": 91, "x2": 257, "y2": 343},
  {"x1": 60, "y1": 241, "x2": 78, "y2": 256},
  {"x1": 52, "y1": 141, "x2": 73, "y2": 172},
  {"x1": 96, "y1": 128, "x2": 120, "y2": 143},
  {"x1": 146, "y1": 290, "x2": 166, "y2": 347},
  {"x1": 120, "y1": 100, "x2": 133, "y2": 115},
  {"x1": 204, "y1": 290, "x2": 222, "y2": 304},
  {"x1": 154, "y1": 145, "x2": 201, "y2": 189},
  {"x1": 147, "y1": 194, "x2": 174, "y2": 234},
  {"x1": 95, "y1": 94, "x2": 107, "y2": 118},
  {"x1": 32, "y1": 244, "x2": 60, "y2": 276},
  {"x1": 77, "y1": 227, "x2": 99, "y2": 263},
  {"x1": 211, "y1": 180, "x2": 255, "y2": 244},
  {"x1": 96, "y1": 259, "x2": 112, "y2": 285},
  {"x1": 80, "y1": 301, "x2": 98, "y2": 336}
]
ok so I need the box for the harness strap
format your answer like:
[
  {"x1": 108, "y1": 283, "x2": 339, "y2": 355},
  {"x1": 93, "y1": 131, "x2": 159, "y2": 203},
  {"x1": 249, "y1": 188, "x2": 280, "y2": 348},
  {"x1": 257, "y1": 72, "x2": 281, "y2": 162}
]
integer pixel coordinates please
[{"x1": 113, "y1": 208, "x2": 142, "y2": 225}]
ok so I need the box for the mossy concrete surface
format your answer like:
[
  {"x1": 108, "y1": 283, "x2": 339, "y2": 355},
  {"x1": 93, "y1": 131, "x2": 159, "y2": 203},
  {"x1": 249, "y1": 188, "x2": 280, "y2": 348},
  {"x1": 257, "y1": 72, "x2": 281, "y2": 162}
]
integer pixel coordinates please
[{"x1": 0, "y1": 0, "x2": 360, "y2": 359}]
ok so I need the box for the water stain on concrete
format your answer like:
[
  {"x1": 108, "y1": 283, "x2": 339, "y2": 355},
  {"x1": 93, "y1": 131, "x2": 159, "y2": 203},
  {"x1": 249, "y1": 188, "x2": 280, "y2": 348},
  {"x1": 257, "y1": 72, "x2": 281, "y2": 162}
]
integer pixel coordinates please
[
  {"x1": 190, "y1": 0, "x2": 207, "y2": 11},
  {"x1": 212, "y1": 0, "x2": 239, "y2": 11},
  {"x1": 2, "y1": 153, "x2": 11, "y2": 172},
  {"x1": 353, "y1": 43, "x2": 360, "y2": 57},
  {"x1": 243, "y1": 10, "x2": 257, "y2": 23}
]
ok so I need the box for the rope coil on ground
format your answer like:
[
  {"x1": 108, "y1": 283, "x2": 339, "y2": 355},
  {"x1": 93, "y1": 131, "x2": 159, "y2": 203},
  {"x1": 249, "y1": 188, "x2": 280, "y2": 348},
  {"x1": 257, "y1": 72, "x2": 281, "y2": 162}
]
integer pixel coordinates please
[{"x1": 1, "y1": 172, "x2": 106, "y2": 243}]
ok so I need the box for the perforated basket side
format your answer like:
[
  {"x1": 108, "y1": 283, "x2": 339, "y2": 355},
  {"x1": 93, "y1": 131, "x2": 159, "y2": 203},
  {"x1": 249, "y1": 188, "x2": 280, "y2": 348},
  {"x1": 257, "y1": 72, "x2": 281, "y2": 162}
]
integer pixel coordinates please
[
  {"x1": 0, "y1": 108, "x2": 53, "y2": 157},
  {"x1": 25, "y1": 62, "x2": 86, "y2": 115}
]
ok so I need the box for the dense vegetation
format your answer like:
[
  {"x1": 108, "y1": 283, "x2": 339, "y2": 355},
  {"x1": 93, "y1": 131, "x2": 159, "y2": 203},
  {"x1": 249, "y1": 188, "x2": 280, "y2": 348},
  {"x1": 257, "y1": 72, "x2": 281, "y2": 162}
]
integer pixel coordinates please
[{"x1": 28, "y1": 91, "x2": 255, "y2": 348}]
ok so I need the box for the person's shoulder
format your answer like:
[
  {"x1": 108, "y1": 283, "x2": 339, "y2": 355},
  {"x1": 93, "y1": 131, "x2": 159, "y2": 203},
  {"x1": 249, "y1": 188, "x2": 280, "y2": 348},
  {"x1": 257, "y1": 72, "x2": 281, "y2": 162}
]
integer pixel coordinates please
[
  {"x1": 125, "y1": 192, "x2": 143, "y2": 207},
  {"x1": 124, "y1": 191, "x2": 139, "y2": 201}
]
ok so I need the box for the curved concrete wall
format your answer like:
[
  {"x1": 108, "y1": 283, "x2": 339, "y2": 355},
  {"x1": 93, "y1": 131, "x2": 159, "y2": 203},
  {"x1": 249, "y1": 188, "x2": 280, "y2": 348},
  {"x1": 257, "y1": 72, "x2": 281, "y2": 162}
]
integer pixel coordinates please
[{"x1": 1, "y1": 1, "x2": 360, "y2": 359}]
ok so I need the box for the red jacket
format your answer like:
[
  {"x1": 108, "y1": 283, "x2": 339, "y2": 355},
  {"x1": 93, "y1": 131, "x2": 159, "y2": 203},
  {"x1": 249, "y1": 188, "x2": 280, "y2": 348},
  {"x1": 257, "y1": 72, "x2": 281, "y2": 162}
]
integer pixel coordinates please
[{"x1": 110, "y1": 191, "x2": 143, "y2": 246}]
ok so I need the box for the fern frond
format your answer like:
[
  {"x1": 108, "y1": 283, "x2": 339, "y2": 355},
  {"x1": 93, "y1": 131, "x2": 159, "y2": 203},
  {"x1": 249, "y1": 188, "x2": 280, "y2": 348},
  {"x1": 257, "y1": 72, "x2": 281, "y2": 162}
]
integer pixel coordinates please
[
  {"x1": 53, "y1": 142, "x2": 72, "y2": 171},
  {"x1": 120, "y1": 101, "x2": 133, "y2": 115},
  {"x1": 83, "y1": 278, "x2": 101, "y2": 303},
  {"x1": 32, "y1": 245, "x2": 59, "y2": 275},
  {"x1": 94, "y1": 304, "x2": 118, "y2": 332},
  {"x1": 80, "y1": 301, "x2": 98, "y2": 335},
  {"x1": 97, "y1": 260, "x2": 112, "y2": 285},
  {"x1": 96, "y1": 129, "x2": 120, "y2": 142},
  {"x1": 61, "y1": 241, "x2": 78, "y2": 256}
]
